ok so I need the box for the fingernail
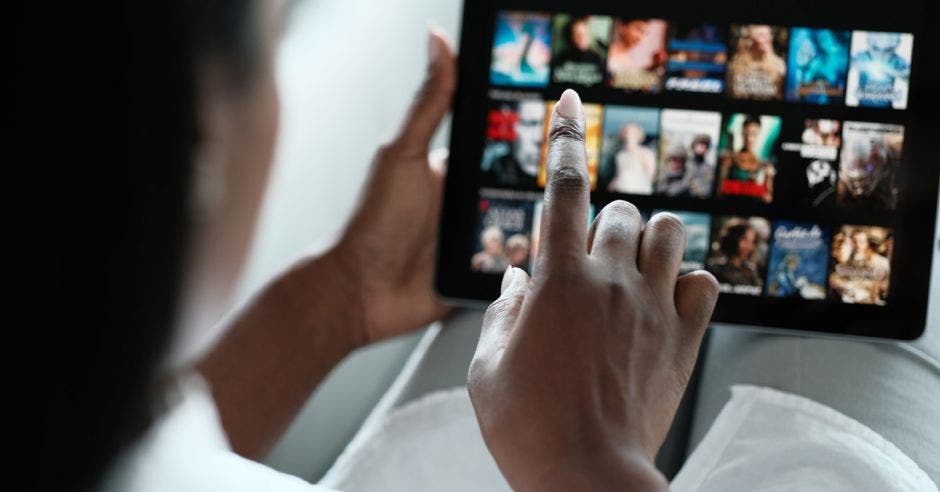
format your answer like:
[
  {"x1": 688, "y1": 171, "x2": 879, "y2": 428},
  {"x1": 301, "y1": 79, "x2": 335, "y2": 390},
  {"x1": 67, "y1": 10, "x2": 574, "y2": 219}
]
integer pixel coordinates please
[
  {"x1": 427, "y1": 28, "x2": 441, "y2": 65},
  {"x1": 555, "y1": 89, "x2": 582, "y2": 119},
  {"x1": 501, "y1": 266, "x2": 516, "y2": 294}
]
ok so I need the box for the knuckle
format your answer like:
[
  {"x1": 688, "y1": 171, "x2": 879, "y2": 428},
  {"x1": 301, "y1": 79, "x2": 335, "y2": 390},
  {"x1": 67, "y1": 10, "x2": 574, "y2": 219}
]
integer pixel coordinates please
[
  {"x1": 375, "y1": 141, "x2": 401, "y2": 161},
  {"x1": 603, "y1": 278, "x2": 629, "y2": 301},
  {"x1": 549, "y1": 117, "x2": 585, "y2": 143},
  {"x1": 549, "y1": 165, "x2": 588, "y2": 193},
  {"x1": 467, "y1": 356, "x2": 487, "y2": 385},
  {"x1": 482, "y1": 294, "x2": 520, "y2": 326}
]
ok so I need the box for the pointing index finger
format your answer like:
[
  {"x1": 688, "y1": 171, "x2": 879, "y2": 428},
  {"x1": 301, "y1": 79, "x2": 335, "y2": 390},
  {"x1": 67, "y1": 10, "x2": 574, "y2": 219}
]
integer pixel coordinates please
[{"x1": 536, "y1": 89, "x2": 591, "y2": 272}]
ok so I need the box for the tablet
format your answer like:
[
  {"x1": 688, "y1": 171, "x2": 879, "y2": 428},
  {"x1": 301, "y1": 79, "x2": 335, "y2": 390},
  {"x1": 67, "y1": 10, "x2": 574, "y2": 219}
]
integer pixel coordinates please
[{"x1": 435, "y1": 0, "x2": 939, "y2": 340}]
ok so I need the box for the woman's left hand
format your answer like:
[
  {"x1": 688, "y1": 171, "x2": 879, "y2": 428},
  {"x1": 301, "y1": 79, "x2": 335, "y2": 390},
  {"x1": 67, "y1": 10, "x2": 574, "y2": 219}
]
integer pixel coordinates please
[{"x1": 328, "y1": 29, "x2": 457, "y2": 346}]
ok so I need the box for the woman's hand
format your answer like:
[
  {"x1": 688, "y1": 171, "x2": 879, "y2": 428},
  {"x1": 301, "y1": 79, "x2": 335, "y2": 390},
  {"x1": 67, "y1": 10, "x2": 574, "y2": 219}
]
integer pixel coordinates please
[
  {"x1": 468, "y1": 90, "x2": 719, "y2": 490},
  {"x1": 329, "y1": 29, "x2": 456, "y2": 346},
  {"x1": 199, "y1": 29, "x2": 458, "y2": 459}
]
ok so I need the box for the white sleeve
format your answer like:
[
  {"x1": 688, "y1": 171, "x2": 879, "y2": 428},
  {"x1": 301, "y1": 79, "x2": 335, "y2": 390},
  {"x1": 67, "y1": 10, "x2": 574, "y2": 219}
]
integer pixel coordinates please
[{"x1": 100, "y1": 374, "x2": 338, "y2": 492}]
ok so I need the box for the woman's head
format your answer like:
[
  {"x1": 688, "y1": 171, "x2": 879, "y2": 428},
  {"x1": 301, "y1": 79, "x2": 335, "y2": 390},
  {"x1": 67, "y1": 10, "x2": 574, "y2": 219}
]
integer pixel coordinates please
[
  {"x1": 566, "y1": 17, "x2": 592, "y2": 52},
  {"x1": 482, "y1": 226, "x2": 506, "y2": 256},
  {"x1": 54, "y1": 1, "x2": 288, "y2": 489},
  {"x1": 747, "y1": 25, "x2": 774, "y2": 55},
  {"x1": 851, "y1": 229, "x2": 872, "y2": 254},
  {"x1": 174, "y1": 0, "x2": 287, "y2": 361},
  {"x1": 620, "y1": 123, "x2": 645, "y2": 146},
  {"x1": 617, "y1": 20, "x2": 648, "y2": 47},
  {"x1": 721, "y1": 224, "x2": 757, "y2": 261},
  {"x1": 742, "y1": 115, "x2": 762, "y2": 152},
  {"x1": 506, "y1": 234, "x2": 531, "y2": 267}
]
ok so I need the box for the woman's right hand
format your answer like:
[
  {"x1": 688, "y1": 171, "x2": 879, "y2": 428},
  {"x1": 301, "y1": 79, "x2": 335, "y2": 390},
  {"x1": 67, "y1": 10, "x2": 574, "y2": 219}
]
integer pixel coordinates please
[{"x1": 468, "y1": 90, "x2": 719, "y2": 490}]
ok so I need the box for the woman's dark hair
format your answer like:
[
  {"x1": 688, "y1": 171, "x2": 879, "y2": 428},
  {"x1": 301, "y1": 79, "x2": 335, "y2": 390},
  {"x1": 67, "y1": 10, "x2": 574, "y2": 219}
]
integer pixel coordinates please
[
  {"x1": 35, "y1": 1, "x2": 255, "y2": 490},
  {"x1": 720, "y1": 224, "x2": 753, "y2": 258},
  {"x1": 563, "y1": 16, "x2": 590, "y2": 45},
  {"x1": 743, "y1": 114, "x2": 762, "y2": 128}
]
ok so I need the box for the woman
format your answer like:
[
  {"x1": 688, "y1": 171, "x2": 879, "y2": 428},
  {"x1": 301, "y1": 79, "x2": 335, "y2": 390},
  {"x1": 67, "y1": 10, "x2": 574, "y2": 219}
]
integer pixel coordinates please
[
  {"x1": 607, "y1": 123, "x2": 657, "y2": 194},
  {"x1": 709, "y1": 223, "x2": 762, "y2": 288},
  {"x1": 718, "y1": 115, "x2": 775, "y2": 203},
  {"x1": 41, "y1": 1, "x2": 719, "y2": 490}
]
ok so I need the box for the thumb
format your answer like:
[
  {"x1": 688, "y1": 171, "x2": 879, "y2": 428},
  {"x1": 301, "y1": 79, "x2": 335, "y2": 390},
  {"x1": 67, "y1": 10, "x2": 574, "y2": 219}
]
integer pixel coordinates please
[
  {"x1": 479, "y1": 267, "x2": 530, "y2": 350},
  {"x1": 394, "y1": 28, "x2": 457, "y2": 156}
]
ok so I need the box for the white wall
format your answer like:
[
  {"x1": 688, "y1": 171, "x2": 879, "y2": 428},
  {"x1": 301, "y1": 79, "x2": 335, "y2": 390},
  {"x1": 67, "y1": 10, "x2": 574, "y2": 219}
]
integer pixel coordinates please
[{"x1": 233, "y1": 0, "x2": 463, "y2": 482}]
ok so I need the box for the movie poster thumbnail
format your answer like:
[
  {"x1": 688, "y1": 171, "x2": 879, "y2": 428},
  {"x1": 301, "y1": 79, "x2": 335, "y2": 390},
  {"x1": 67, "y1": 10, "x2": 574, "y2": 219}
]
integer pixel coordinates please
[
  {"x1": 664, "y1": 23, "x2": 728, "y2": 94},
  {"x1": 785, "y1": 28, "x2": 851, "y2": 105},
  {"x1": 706, "y1": 216, "x2": 772, "y2": 296},
  {"x1": 829, "y1": 225, "x2": 893, "y2": 305},
  {"x1": 837, "y1": 121, "x2": 904, "y2": 212},
  {"x1": 655, "y1": 109, "x2": 722, "y2": 198},
  {"x1": 765, "y1": 221, "x2": 831, "y2": 299},
  {"x1": 530, "y1": 200, "x2": 595, "y2": 272},
  {"x1": 787, "y1": 118, "x2": 842, "y2": 160},
  {"x1": 551, "y1": 15, "x2": 612, "y2": 87},
  {"x1": 480, "y1": 97, "x2": 546, "y2": 188},
  {"x1": 654, "y1": 210, "x2": 711, "y2": 274},
  {"x1": 471, "y1": 196, "x2": 535, "y2": 274},
  {"x1": 799, "y1": 159, "x2": 840, "y2": 208},
  {"x1": 716, "y1": 113, "x2": 782, "y2": 203},
  {"x1": 607, "y1": 18, "x2": 669, "y2": 93},
  {"x1": 726, "y1": 24, "x2": 789, "y2": 100},
  {"x1": 846, "y1": 31, "x2": 913, "y2": 110},
  {"x1": 597, "y1": 106, "x2": 660, "y2": 194},
  {"x1": 537, "y1": 101, "x2": 604, "y2": 190},
  {"x1": 490, "y1": 12, "x2": 553, "y2": 88}
]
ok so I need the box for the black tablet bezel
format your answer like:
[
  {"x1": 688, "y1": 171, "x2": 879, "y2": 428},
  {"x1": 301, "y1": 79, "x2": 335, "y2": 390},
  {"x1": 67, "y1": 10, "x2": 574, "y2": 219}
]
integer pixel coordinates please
[{"x1": 436, "y1": 0, "x2": 939, "y2": 340}]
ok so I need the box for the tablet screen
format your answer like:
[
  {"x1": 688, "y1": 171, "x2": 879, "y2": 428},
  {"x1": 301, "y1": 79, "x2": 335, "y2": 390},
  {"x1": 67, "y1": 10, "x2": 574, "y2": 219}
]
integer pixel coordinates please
[{"x1": 437, "y1": 0, "x2": 937, "y2": 339}]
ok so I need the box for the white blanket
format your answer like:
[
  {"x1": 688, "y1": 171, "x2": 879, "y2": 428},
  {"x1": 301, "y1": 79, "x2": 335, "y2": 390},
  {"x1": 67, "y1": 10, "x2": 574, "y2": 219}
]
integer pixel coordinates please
[
  {"x1": 324, "y1": 385, "x2": 936, "y2": 491},
  {"x1": 672, "y1": 385, "x2": 937, "y2": 491}
]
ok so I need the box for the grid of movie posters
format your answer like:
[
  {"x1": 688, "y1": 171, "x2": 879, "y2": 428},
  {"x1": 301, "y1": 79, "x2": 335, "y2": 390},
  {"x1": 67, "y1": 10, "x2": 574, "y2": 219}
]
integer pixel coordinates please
[
  {"x1": 476, "y1": 10, "x2": 917, "y2": 307},
  {"x1": 489, "y1": 12, "x2": 914, "y2": 108},
  {"x1": 472, "y1": 189, "x2": 900, "y2": 303}
]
